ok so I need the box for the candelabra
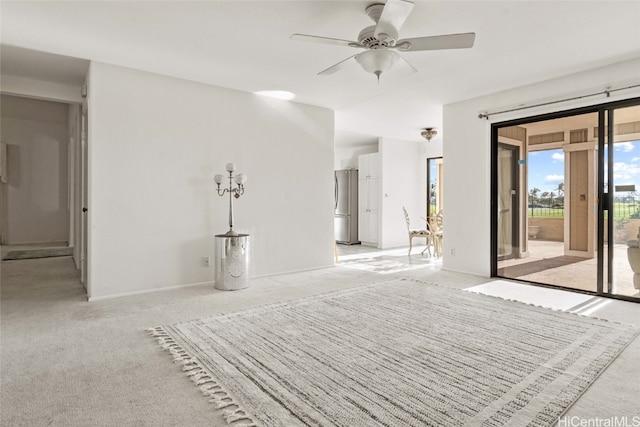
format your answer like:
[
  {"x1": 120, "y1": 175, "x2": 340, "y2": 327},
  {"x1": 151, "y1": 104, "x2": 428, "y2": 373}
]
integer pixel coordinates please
[{"x1": 214, "y1": 163, "x2": 247, "y2": 237}]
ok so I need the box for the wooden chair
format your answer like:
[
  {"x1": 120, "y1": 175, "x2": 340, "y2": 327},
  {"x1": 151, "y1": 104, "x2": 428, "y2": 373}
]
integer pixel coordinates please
[
  {"x1": 403, "y1": 207, "x2": 432, "y2": 256},
  {"x1": 426, "y1": 210, "x2": 443, "y2": 257}
]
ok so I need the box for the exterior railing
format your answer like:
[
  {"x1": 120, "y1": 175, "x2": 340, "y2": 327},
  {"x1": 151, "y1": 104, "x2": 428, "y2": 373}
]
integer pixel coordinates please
[{"x1": 528, "y1": 192, "x2": 640, "y2": 221}]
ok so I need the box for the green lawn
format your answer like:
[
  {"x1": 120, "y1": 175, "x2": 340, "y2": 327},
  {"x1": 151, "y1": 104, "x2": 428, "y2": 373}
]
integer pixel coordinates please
[
  {"x1": 528, "y1": 208, "x2": 564, "y2": 218},
  {"x1": 528, "y1": 203, "x2": 639, "y2": 220}
]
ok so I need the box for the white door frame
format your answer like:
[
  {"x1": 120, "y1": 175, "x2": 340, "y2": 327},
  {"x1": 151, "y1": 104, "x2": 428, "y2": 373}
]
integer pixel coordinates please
[{"x1": 80, "y1": 99, "x2": 89, "y2": 294}]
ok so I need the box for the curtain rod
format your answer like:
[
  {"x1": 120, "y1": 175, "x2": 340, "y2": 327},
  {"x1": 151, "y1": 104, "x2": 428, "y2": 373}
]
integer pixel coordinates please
[{"x1": 477, "y1": 83, "x2": 640, "y2": 120}]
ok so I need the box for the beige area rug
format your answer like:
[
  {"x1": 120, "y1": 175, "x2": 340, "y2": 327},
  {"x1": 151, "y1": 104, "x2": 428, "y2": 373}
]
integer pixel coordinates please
[{"x1": 148, "y1": 279, "x2": 639, "y2": 427}]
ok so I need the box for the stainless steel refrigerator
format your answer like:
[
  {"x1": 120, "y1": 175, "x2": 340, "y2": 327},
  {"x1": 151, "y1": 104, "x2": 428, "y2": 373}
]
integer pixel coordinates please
[{"x1": 334, "y1": 169, "x2": 360, "y2": 244}]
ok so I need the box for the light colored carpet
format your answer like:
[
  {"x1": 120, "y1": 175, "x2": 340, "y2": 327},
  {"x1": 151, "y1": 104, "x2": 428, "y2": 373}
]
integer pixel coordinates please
[{"x1": 149, "y1": 278, "x2": 639, "y2": 427}]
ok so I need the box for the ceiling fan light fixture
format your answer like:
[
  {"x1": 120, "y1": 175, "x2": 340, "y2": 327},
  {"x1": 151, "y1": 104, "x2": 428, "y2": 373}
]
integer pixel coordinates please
[
  {"x1": 291, "y1": 0, "x2": 476, "y2": 79},
  {"x1": 355, "y1": 49, "x2": 399, "y2": 82},
  {"x1": 421, "y1": 128, "x2": 438, "y2": 142}
]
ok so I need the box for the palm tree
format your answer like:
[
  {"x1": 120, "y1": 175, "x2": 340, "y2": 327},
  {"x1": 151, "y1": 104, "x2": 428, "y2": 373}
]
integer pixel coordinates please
[
  {"x1": 529, "y1": 187, "x2": 540, "y2": 216},
  {"x1": 541, "y1": 191, "x2": 550, "y2": 208},
  {"x1": 555, "y1": 183, "x2": 565, "y2": 209}
]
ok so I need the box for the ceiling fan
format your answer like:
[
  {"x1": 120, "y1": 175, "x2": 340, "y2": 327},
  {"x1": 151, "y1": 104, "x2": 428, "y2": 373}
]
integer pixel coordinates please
[{"x1": 291, "y1": 0, "x2": 475, "y2": 82}]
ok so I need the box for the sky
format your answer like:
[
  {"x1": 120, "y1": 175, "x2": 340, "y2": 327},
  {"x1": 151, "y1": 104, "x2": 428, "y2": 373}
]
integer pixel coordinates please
[{"x1": 527, "y1": 140, "x2": 640, "y2": 195}]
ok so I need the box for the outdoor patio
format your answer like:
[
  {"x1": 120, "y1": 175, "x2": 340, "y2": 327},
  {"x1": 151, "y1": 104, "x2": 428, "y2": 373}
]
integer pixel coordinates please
[{"x1": 498, "y1": 239, "x2": 640, "y2": 298}]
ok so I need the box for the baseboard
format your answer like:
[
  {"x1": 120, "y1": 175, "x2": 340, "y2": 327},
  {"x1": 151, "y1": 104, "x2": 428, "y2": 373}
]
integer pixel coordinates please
[
  {"x1": 3, "y1": 240, "x2": 70, "y2": 246},
  {"x1": 251, "y1": 264, "x2": 335, "y2": 280},
  {"x1": 87, "y1": 280, "x2": 214, "y2": 302},
  {"x1": 441, "y1": 266, "x2": 490, "y2": 279},
  {"x1": 87, "y1": 265, "x2": 336, "y2": 301}
]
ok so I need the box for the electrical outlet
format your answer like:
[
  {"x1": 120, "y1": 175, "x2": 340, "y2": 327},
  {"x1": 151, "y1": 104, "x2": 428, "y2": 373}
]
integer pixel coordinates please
[
  {"x1": 450, "y1": 248, "x2": 455, "y2": 256},
  {"x1": 203, "y1": 256, "x2": 211, "y2": 267}
]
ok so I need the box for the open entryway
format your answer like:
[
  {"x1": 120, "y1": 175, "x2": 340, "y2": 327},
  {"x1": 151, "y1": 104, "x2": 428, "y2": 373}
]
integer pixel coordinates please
[
  {"x1": 492, "y1": 98, "x2": 640, "y2": 302},
  {"x1": 0, "y1": 94, "x2": 89, "y2": 296}
]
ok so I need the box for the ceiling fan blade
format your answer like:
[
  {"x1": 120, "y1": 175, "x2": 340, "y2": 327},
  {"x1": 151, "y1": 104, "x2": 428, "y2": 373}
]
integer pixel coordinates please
[
  {"x1": 396, "y1": 32, "x2": 476, "y2": 51},
  {"x1": 318, "y1": 55, "x2": 357, "y2": 76},
  {"x1": 374, "y1": 0, "x2": 414, "y2": 40},
  {"x1": 290, "y1": 33, "x2": 360, "y2": 48}
]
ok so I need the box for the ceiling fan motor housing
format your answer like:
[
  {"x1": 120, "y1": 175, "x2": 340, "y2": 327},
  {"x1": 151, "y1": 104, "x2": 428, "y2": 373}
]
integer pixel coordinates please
[
  {"x1": 363, "y1": 3, "x2": 399, "y2": 46},
  {"x1": 358, "y1": 26, "x2": 398, "y2": 48},
  {"x1": 365, "y1": 3, "x2": 385, "y2": 23}
]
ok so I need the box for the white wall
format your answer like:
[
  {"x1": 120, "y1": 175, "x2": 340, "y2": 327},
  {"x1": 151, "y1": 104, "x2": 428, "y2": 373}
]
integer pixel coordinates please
[
  {"x1": 334, "y1": 144, "x2": 378, "y2": 171},
  {"x1": 334, "y1": 130, "x2": 378, "y2": 170},
  {"x1": 0, "y1": 95, "x2": 70, "y2": 244},
  {"x1": 379, "y1": 137, "x2": 427, "y2": 249},
  {"x1": 443, "y1": 57, "x2": 640, "y2": 276},
  {"x1": 86, "y1": 62, "x2": 335, "y2": 299},
  {"x1": 423, "y1": 139, "x2": 443, "y2": 161}
]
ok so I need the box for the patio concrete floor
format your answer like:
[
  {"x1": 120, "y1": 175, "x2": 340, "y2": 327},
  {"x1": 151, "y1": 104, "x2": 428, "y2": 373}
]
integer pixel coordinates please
[{"x1": 498, "y1": 239, "x2": 640, "y2": 299}]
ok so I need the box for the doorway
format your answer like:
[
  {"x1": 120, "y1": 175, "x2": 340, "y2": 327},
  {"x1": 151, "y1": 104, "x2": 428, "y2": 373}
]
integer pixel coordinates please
[
  {"x1": 0, "y1": 94, "x2": 87, "y2": 294},
  {"x1": 0, "y1": 95, "x2": 72, "y2": 248},
  {"x1": 492, "y1": 98, "x2": 640, "y2": 301},
  {"x1": 427, "y1": 157, "x2": 443, "y2": 217}
]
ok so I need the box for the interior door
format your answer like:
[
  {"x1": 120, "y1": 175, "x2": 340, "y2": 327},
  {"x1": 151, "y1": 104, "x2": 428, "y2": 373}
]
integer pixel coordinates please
[
  {"x1": 497, "y1": 144, "x2": 519, "y2": 259},
  {"x1": 80, "y1": 100, "x2": 89, "y2": 292},
  {"x1": 0, "y1": 147, "x2": 5, "y2": 244}
]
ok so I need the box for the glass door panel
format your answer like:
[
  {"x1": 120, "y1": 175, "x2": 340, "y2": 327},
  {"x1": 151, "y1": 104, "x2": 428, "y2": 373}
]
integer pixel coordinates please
[
  {"x1": 494, "y1": 98, "x2": 640, "y2": 301},
  {"x1": 497, "y1": 112, "x2": 599, "y2": 293},
  {"x1": 600, "y1": 109, "x2": 610, "y2": 296},
  {"x1": 608, "y1": 104, "x2": 640, "y2": 299},
  {"x1": 497, "y1": 144, "x2": 519, "y2": 259}
]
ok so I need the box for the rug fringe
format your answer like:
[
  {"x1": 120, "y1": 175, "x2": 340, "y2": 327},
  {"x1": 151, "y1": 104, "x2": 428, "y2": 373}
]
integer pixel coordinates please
[{"x1": 146, "y1": 327, "x2": 257, "y2": 426}]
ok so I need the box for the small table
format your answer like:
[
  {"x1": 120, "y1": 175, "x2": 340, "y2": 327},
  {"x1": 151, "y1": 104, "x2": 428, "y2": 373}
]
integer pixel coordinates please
[{"x1": 214, "y1": 233, "x2": 250, "y2": 291}]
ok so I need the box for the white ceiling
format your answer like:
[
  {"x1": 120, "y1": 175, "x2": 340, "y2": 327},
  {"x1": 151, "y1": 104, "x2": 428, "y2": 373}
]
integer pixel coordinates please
[{"x1": 1, "y1": 1, "x2": 640, "y2": 144}]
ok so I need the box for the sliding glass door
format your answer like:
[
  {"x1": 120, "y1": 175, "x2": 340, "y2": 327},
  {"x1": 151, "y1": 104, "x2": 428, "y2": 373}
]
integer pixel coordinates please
[
  {"x1": 497, "y1": 144, "x2": 519, "y2": 260},
  {"x1": 602, "y1": 104, "x2": 640, "y2": 298},
  {"x1": 492, "y1": 97, "x2": 640, "y2": 302}
]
